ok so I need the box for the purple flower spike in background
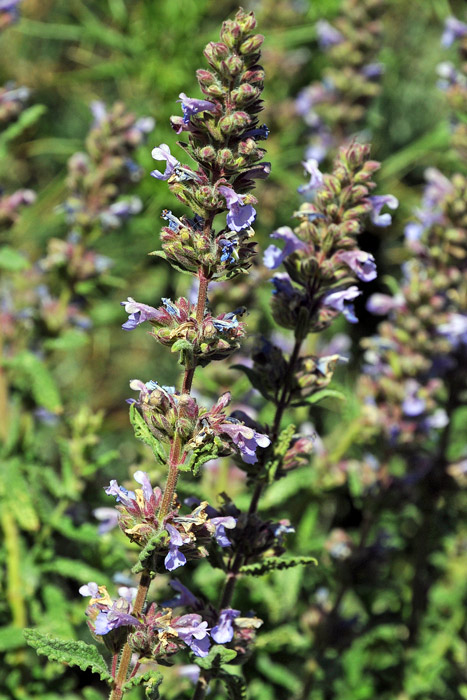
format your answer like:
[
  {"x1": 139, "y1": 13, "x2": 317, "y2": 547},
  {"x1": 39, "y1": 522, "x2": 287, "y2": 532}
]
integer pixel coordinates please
[
  {"x1": 211, "y1": 608, "x2": 240, "y2": 644},
  {"x1": 337, "y1": 250, "x2": 377, "y2": 282},
  {"x1": 177, "y1": 92, "x2": 216, "y2": 125},
  {"x1": 263, "y1": 226, "x2": 307, "y2": 269},
  {"x1": 369, "y1": 194, "x2": 399, "y2": 227},
  {"x1": 298, "y1": 158, "x2": 324, "y2": 195},
  {"x1": 151, "y1": 144, "x2": 180, "y2": 180},
  {"x1": 441, "y1": 16, "x2": 467, "y2": 47},
  {"x1": 218, "y1": 185, "x2": 256, "y2": 232},
  {"x1": 315, "y1": 20, "x2": 344, "y2": 49},
  {"x1": 323, "y1": 286, "x2": 362, "y2": 324}
]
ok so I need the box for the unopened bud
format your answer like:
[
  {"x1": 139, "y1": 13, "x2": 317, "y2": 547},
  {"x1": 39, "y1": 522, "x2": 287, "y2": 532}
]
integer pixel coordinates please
[
  {"x1": 204, "y1": 42, "x2": 229, "y2": 66},
  {"x1": 231, "y1": 83, "x2": 259, "y2": 106},
  {"x1": 198, "y1": 145, "x2": 216, "y2": 161},
  {"x1": 196, "y1": 69, "x2": 216, "y2": 86},
  {"x1": 220, "y1": 19, "x2": 241, "y2": 48},
  {"x1": 224, "y1": 54, "x2": 243, "y2": 76},
  {"x1": 239, "y1": 34, "x2": 264, "y2": 55},
  {"x1": 219, "y1": 111, "x2": 251, "y2": 136},
  {"x1": 217, "y1": 148, "x2": 234, "y2": 167},
  {"x1": 235, "y1": 9, "x2": 256, "y2": 33},
  {"x1": 241, "y1": 69, "x2": 265, "y2": 85}
]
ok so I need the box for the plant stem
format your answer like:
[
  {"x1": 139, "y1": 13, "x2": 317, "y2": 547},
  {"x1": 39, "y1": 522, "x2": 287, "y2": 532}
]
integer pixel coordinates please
[
  {"x1": 109, "y1": 569, "x2": 152, "y2": 700},
  {"x1": 0, "y1": 329, "x2": 9, "y2": 443}
]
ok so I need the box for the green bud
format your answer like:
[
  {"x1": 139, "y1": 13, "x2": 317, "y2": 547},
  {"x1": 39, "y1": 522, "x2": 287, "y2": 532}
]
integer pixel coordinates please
[
  {"x1": 198, "y1": 145, "x2": 216, "y2": 161},
  {"x1": 203, "y1": 83, "x2": 225, "y2": 98},
  {"x1": 217, "y1": 148, "x2": 234, "y2": 167},
  {"x1": 224, "y1": 54, "x2": 243, "y2": 76},
  {"x1": 220, "y1": 19, "x2": 241, "y2": 48},
  {"x1": 231, "y1": 83, "x2": 260, "y2": 106},
  {"x1": 219, "y1": 111, "x2": 251, "y2": 135},
  {"x1": 204, "y1": 42, "x2": 229, "y2": 67},
  {"x1": 239, "y1": 34, "x2": 264, "y2": 55},
  {"x1": 235, "y1": 9, "x2": 256, "y2": 33},
  {"x1": 196, "y1": 69, "x2": 216, "y2": 86}
]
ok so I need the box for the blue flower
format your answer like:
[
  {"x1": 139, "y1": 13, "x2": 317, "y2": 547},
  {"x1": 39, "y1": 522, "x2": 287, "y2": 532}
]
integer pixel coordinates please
[
  {"x1": 219, "y1": 238, "x2": 237, "y2": 263},
  {"x1": 93, "y1": 601, "x2": 141, "y2": 636},
  {"x1": 220, "y1": 421, "x2": 271, "y2": 464},
  {"x1": 441, "y1": 16, "x2": 467, "y2": 48},
  {"x1": 93, "y1": 507, "x2": 119, "y2": 535},
  {"x1": 177, "y1": 92, "x2": 216, "y2": 125},
  {"x1": 209, "y1": 516, "x2": 236, "y2": 547},
  {"x1": 323, "y1": 286, "x2": 362, "y2": 324},
  {"x1": 242, "y1": 124, "x2": 269, "y2": 140},
  {"x1": 151, "y1": 144, "x2": 179, "y2": 180},
  {"x1": 211, "y1": 608, "x2": 240, "y2": 644},
  {"x1": 315, "y1": 20, "x2": 344, "y2": 49},
  {"x1": 162, "y1": 580, "x2": 201, "y2": 609},
  {"x1": 368, "y1": 195, "x2": 399, "y2": 227},
  {"x1": 120, "y1": 297, "x2": 160, "y2": 330},
  {"x1": 212, "y1": 312, "x2": 239, "y2": 332},
  {"x1": 161, "y1": 209, "x2": 183, "y2": 231},
  {"x1": 336, "y1": 250, "x2": 377, "y2": 282},
  {"x1": 271, "y1": 273, "x2": 296, "y2": 299},
  {"x1": 263, "y1": 226, "x2": 307, "y2": 269},
  {"x1": 218, "y1": 185, "x2": 256, "y2": 232},
  {"x1": 104, "y1": 480, "x2": 136, "y2": 507},
  {"x1": 173, "y1": 614, "x2": 211, "y2": 657},
  {"x1": 164, "y1": 524, "x2": 187, "y2": 571}
]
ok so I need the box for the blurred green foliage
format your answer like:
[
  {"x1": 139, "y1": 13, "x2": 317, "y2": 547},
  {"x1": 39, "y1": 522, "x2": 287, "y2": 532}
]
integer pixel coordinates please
[{"x1": 1, "y1": 1, "x2": 466, "y2": 699}]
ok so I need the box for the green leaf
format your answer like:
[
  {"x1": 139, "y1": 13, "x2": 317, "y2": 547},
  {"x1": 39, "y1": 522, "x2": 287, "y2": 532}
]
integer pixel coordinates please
[
  {"x1": 218, "y1": 670, "x2": 247, "y2": 699},
  {"x1": 132, "y1": 530, "x2": 167, "y2": 574},
  {"x1": 123, "y1": 669, "x2": 163, "y2": 696},
  {"x1": 0, "y1": 246, "x2": 30, "y2": 271},
  {"x1": 0, "y1": 105, "x2": 47, "y2": 151},
  {"x1": 23, "y1": 630, "x2": 111, "y2": 682},
  {"x1": 301, "y1": 388, "x2": 347, "y2": 405},
  {"x1": 40, "y1": 558, "x2": 110, "y2": 586},
  {"x1": 196, "y1": 645, "x2": 238, "y2": 670},
  {"x1": 183, "y1": 443, "x2": 221, "y2": 476},
  {"x1": 129, "y1": 403, "x2": 167, "y2": 464},
  {"x1": 3, "y1": 351, "x2": 62, "y2": 413},
  {"x1": 264, "y1": 424, "x2": 295, "y2": 483},
  {"x1": 43, "y1": 329, "x2": 89, "y2": 351},
  {"x1": 148, "y1": 250, "x2": 193, "y2": 275},
  {"x1": 0, "y1": 625, "x2": 25, "y2": 652},
  {"x1": 171, "y1": 339, "x2": 193, "y2": 353},
  {"x1": 240, "y1": 556, "x2": 318, "y2": 576},
  {"x1": 0, "y1": 459, "x2": 39, "y2": 531}
]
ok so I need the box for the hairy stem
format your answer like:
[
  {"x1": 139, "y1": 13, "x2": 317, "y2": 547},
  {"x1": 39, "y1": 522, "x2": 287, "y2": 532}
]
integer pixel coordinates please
[{"x1": 109, "y1": 570, "x2": 152, "y2": 700}]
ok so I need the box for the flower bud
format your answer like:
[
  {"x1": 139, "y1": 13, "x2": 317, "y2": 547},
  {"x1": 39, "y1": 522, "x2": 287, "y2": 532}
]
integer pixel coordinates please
[
  {"x1": 204, "y1": 42, "x2": 229, "y2": 67},
  {"x1": 196, "y1": 69, "x2": 216, "y2": 86},
  {"x1": 235, "y1": 9, "x2": 256, "y2": 33},
  {"x1": 224, "y1": 55, "x2": 243, "y2": 77},
  {"x1": 231, "y1": 84, "x2": 260, "y2": 107},
  {"x1": 240, "y1": 69, "x2": 265, "y2": 85},
  {"x1": 220, "y1": 20, "x2": 241, "y2": 48},
  {"x1": 202, "y1": 83, "x2": 225, "y2": 98},
  {"x1": 198, "y1": 145, "x2": 216, "y2": 162},
  {"x1": 217, "y1": 148, "x2": 234, "y2": 167},
  {"x1": 219, "y1": 111, "x2": 251, "y2": 136},
  {"x1": 239, "y1": 34, "x2": 264, "y2": 55}
]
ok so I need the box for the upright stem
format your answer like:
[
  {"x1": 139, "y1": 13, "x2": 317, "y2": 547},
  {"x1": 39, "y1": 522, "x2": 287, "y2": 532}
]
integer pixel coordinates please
[
  {"x1": 0, "y1": 329, "x2": 9, "y2": 442},
  {"x1": 109, "y1": 570, "x2": 152, "y2": 700}
]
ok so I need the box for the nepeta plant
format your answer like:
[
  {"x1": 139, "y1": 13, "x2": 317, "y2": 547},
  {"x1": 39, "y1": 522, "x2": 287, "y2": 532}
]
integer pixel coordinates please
[{"x1": 24, "y1": 8, "x2": 398, "y2": 700}]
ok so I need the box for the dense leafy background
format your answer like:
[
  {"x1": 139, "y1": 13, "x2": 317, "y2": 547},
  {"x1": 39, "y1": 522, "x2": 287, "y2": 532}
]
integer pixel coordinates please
[{"x1": 1, "y1": 1, "x2": 466, "y2": 699}]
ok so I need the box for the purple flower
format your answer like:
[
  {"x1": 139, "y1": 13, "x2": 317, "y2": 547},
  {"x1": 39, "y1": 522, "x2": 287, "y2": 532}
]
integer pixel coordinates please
[
  {"x1": 242, "y1": 124, "x2": 269, "y2": 140},
  {"x1": 90, "y1": 100, "x2": 107, "y2": 126},
  {"x1": 93, "y1": 507, "x2": 119, "y2": 535},
  {"x1": 218, "y1": 185, "x2": 256, "y2": 232},
  {"x1": 100, "y1": 197, "x2": 142, "y2": 229},
  {"x1": 211, "y1": 609, "x2": 240, "y2": 644},
  {"x1": 104, "y1": 480, "x2": 136, "y2": 508},
  {"x1": 369, "y1": 195, "x2": 399, "y2": 227},
  {"x1": 163, "y1": 580, "x2": 201, "y2": 609},
  {"x1": 177, "y1": 93, "x2": 216, "y2": 125},
  {"x1": 94, "y1": 601, "x2": 141, "y2": 636},
  {"x1": 173, "y1": 614, "x2": 211, "y2": 657},
  {"x1": 164, "y1": 524, "x2": 187, "y2": 571},
  {"x1": 178, "y1": 665, "x2": 201, "y2": 684},
  {"x1": 361, "y1": 63, "x2": 385, "y2": 79},
  {"x1": 441, "y1": 16, "x2": 467, "y2": 47},
  {"x1": 315, "y1": 20, "x2": 344, "y2": 49},
  {"x1": 298, "y1": 158, "x2": 324, "y2": 196},
  {"x1": 79, "y1": 582, "x2": 100, "y2": 598},
  {"x1": 323, "y1": 286, "x2": 362, "y2": 324},
  {"x1": 151, "y1": 144, "x2": 180, "y2": 181},
  {"x1": 404, "y1": 221, "x2": 424, "y2": 243},
  {"x1": 209, "y1": 516, "x2": 236, "y2": 547},
  {"x1": 134, "y1": 470, "x2": 153, "y2": 502},
  {"x1": 220, "y1": 422, "x2": 271, "y2": 464},
  {"x1": 120, "y1": 297, "x2": 160, "y2": 330},
  {"x1": 263, "y1": 226, "x2": 307, "y2": 269},
  {"x1": 219, "y1": 238, "x2": 237, "y2": 264},
  {"x1": 271, "y1": 273, "x2": 296, "y2": 299},
  {"x1": 366, "y1": 293, "x2": 405, "y2": 316},
  {"x1": 336, "y1": 250, "x2": 377, "y2": 282},
  {"x1": 438, "y1": 313, "x2": 467, "y2": 348}
]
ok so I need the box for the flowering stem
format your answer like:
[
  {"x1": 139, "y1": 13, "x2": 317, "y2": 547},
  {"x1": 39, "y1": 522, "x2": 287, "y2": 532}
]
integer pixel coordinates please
[
  {"x1": 0, "y1": 329, "x2": 9, "y2": 443},
  {"x1": 109, "y1": 570, "x2": 151, "y2": 700},
  {"x1": 181, "y1": 268, "x2": 210, "y2": 394}
]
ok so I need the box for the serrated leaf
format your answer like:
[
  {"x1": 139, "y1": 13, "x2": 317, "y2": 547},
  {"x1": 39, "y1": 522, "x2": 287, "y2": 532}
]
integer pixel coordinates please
[
  {"x1": 196, "y1": 645, "x2": 238, "y2": 670},
  {"x1": 264, "y1": 423, "x2": 295, "y2": 483},
  {"x1": 0, "y1": 246, "x2": 30, "y2": 271},
  {"x1": 240, "y1": 556, "x2": 318, "y2": 576},
  {"x1": 23, "y1": 630, "x2": 111, "y2": 682},
  {"x1": 132, "y1": 530, "x2": 167, "y2": 573},
  {"x1": 123, "y1": 669, "x2": 163, "y2": 694},
  {"x1": 218, "y1": 670, "x2": 247, "y2": 699},
  {"x1": 148, "y1": 250, "x2": 193, "y2": 275},
  {"x1": 129, "y1": 403, "x2": 167, "y2": 464}
]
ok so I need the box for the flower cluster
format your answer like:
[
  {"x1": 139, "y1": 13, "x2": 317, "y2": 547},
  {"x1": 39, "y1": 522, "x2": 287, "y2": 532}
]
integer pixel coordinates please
[
  {"x1": 437, "y1": 15, "x2": 467, "y2": 159},
  {"x1": 0, "y1": 0, "x2": 21, "y2": 31},
  {"x1": 296, "y1": 0, "x2": 386, "y2": 162},
  {"x1": 121, "y1": 295, "x2": 246, "y2": 364},
  {"x1": 264, "y1": 143, "x2": 397, "y2": 336}
]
